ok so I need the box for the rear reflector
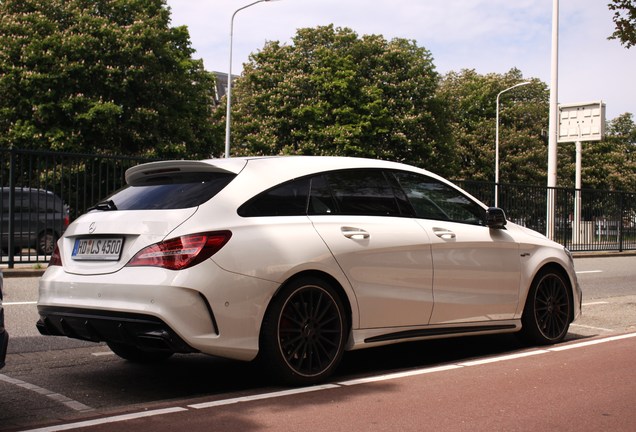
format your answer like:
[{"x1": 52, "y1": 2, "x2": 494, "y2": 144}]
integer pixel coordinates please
[
  {"x1": 49, "y1": 244, "x2": 63, "y2": 267},
  {"x1": 126, "y1": 231, "x2": 232, "y2": 270}
]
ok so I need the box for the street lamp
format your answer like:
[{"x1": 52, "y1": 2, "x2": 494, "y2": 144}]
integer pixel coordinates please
[
  {"x1": 225, "y1": 0, "x2": 274, "y2": 158},
  {"x1": 495, "y1": 81, "x2": 531, "y2": 207},
  {"x1": 546, "y1": 0, "x2": 559, "y2": 239}
]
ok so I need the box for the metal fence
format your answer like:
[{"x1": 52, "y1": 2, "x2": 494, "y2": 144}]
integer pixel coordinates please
[
  {"x1": 456, "y1": 180, "x2": 636, "y2": 252},
  {"x1": 1, "y1": 148, "x2": 635, "y2": 267},
  {"x1": 1, "y1": 148, "x2": 153, "y2": 267}
]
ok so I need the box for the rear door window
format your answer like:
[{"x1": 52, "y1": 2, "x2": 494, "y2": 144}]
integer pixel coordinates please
[{"x1": 316, "y1": 169, "x2": 408, "y2": 217}]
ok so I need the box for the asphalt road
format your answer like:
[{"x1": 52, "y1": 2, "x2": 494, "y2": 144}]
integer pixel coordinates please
[{"x1": 1, "y1": 255, "x2": 635, "y2": 431}]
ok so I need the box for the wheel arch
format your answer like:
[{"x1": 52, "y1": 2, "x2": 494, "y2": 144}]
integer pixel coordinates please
[
  {"x1": 526, "y1": 262, "x2": 576, "y2": 323},
  {"x1": 266, "y1": 270, "x2": 354, "y2": 336},
  {"x1": 257, "y1": 269, "x2": 353, "y2": 384}
]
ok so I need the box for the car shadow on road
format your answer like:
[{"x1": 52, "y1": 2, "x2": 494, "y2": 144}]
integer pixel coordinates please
[{"x1": 335, "y1": 330, "x2": 594, "y2": 381}]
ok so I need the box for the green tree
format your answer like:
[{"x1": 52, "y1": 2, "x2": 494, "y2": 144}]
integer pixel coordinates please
[
  {"x1": 226, "y1": 25, "x2": 453, "y2": 175},
  {"x1": 437, "y1": 68, "x2": 549, "y2": 184},
  {"x1": 0, "y1": 0, "x2": 220, "y2": 157},
  {"x1": 608, "y1": 0, "x2": 636, "y2": 48},
  {"x1": 579, "y1": 113, "x2": 636, "y2": 191}
]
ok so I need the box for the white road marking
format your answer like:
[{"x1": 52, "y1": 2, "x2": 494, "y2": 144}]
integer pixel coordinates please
[
  {"x1": 91, "y1": 351, "x2": 115, "y2": 357},
  {"x1": 548, "y1": 332, "x2": 636, "y2": 351},
  {"x1": 2, "y1": 301, "x2": 37, "y2": 305},
  {"x1": 0, "y1": 374, "x2": 93, "y2": 413},
  {"x1": 18, "y1": 331, "x2": 636, "y2": 432},
  {"x1": 188, "y1": 385, "x2": 339, "y2": 409},
  {"x1": 582, "y1": 301, "x2": 609, "y2": 306},
  {"x1": 457, "y1": 349, "x2": 548, "y2": 367},
  {"x1": 570, "y1": 323, "x2": 614, "y2": 332},
  {"x1": 338, "y1": 364, "x2": 462, "y2": 386},
  {"x1": 22, "y1": 408, "x2": 188, "y2": 432}
]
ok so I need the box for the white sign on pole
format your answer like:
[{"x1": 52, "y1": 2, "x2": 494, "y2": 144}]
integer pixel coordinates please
[
  {"x1": 557, "y1": 101, "x2": 606, "y2": 246},
  {"x1": 558, "y1": 101, "x2": 605, "y2": 143}
]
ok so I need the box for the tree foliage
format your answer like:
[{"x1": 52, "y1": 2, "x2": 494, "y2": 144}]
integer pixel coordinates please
[
  {"x1": 608, "y1": 0, "x2": 636, "y2": 48},
  {"x1": 579, "y1": 113, "x2": 636, "y2": 191},
  {"x1": 436, "y1": 68, "x2": 549, "y2": 184},
  {"x1": 226, "y1": 25, "x2": 453, "y2": 176},
  {"x1": 0, "y1": 0, "x2": 220, "y2": 157}
]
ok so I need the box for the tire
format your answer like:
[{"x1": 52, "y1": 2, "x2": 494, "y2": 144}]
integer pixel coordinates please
[
  {"x1": 259, "y1": 276, "x2": 347, "y2": 386},
  {"x1": 107, "y1": 342, "x2": 173, "y2": 363},
  {"x1": 519, "y1": 268, "x2": 572, "y2": 345},
  {"x1": 37, "y1": 231, "x2": 57, "y2": 255}
]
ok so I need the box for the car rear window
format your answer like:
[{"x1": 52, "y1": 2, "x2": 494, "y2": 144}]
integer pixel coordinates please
[{"x1": 105, "y1": 172, "x2": 236, "y2": 210}]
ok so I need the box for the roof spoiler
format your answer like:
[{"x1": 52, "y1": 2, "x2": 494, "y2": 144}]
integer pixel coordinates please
[{"x1": 125, "y1": 160, "x2": 247, "y2": 186}]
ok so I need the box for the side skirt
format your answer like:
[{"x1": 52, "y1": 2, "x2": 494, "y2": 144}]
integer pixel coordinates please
[{"x1": 362, "y1": 323, "x2": 519, "y2": 345}]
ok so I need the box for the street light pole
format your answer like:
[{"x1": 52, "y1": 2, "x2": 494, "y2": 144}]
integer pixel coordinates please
[
  {"x1": 495, "y1": 81, "x2": 531, "y2": 207},
  {"x1": 546, "y1": 0, "x2": 559, "y2": 238},
  {"x1": 225, "y1": 0, "x2": 272, "y2": 158}
]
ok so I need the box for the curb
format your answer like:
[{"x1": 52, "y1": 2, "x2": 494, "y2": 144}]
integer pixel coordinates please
[
  {"x1": 571, "y1": 251, "x2": 636, "y2": 259},
  {"x1": 0, "y1": 268, "x2": 47, "y2": 278}
]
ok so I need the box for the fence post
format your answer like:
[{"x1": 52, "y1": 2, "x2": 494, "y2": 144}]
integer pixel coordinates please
[
  {"x1": 7, "y1": 148, "x2": 16, "y2": 268},
  {"x1": 619, "y1": 192, "x2": 624, "y2": 252}
]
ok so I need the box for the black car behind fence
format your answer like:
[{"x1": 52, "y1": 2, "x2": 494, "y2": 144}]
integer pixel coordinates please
[
  {"x1": 1, "y1": 148, "x2": 635, "y2": 267},
  {"x1": 1, "y1": 148, "x2": 152, "y2": 267}
]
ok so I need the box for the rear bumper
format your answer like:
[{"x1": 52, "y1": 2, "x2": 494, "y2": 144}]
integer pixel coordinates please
[
  {"x1": 37, "y1": 306, "x2": 197, "y2": 354},
  {"x1": 38, "y1": 265, "x2": 279, "y2": 361}
]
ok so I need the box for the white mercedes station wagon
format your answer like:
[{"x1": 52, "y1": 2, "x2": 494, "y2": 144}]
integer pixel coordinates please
[{"x1": 37, "y1": 156, "x2": 581, "y2": 385}]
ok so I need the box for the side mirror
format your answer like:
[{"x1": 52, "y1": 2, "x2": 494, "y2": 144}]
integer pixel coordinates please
[{"x1": 485, "y1": 207, "x2": 507, "y2": 229}]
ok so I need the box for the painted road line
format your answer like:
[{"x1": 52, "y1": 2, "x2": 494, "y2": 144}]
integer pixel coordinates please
[
  {"x1": 23, "y1": 407, "x2": 188, "y2": 432},
  {"x1": 0, "y1": 374, "x2": 93, "y2": 412},
  {"x1": 19, "y1": 331, "x2": 636, "y2": 432},
  {"x1": 457, "y1": 349, "x2": 548, "y2": 367},
  {"x1": 548, "y1": 331, "x2": 636, "y2": 351},
  {"x1": 571, "y1": 323, "x2": 614, "y2": 332},
  {"x1": 338, "y1": 364, "x2": 462, "y2": 386},
  {"x1": 3, "y1": 301, "x2": 37, "y2": 305},
  {"x1": 91, "y1": 351, "x2": 115, "y2": 357},
  {"x1": 581, "y1": 301, "x2": 609, "y2": 306},
  {"x1": 188, "y1": 384, "x2": 339, "y2": 410}
]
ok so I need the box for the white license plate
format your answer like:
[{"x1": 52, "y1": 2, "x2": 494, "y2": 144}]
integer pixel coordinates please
[{"x1": 72, "y1": 238, "x2": 123, "y2": 261}]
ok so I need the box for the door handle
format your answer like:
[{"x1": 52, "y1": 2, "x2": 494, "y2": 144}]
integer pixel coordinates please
[
  {"x1": 341, "y1": 227, "x2": 370, "y2": 240},
  {"x1": 433, "y1": 227, "x2": 456, "y2": 240}
]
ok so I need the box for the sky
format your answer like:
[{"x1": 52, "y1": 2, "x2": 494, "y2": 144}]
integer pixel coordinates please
[{"x1": 165, "y1": 0, "x2": 635, "y2": 121}]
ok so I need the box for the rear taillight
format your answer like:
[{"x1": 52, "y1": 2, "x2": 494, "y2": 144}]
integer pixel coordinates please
[
  {"x1": 64, "y1": 214, "x2": 70, "y2": 227},
  {"x1": 49, "y1": 244, "x2": 62, "y2": 267},
  {"x1": 126, "y1": 231, "x2": 232, "y2": 270}
]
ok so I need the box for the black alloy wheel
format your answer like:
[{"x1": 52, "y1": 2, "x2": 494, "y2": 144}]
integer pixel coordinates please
[
  {"x1": 520, "y1": 269, "x2": 572, "y2": 344},
  {"x1": 260, "y1": 276, "x2": 347, "y2": 386},
  {"x1": 37, "y1": 231, "x2": 57, "y2": 255}
]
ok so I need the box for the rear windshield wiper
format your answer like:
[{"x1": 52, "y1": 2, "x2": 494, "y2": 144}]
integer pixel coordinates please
[{"x1": 88, "y1": 199, "x2": 118, "y2": 212}]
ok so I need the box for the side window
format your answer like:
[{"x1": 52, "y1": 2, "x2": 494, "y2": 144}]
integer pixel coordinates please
[
  {"x1": 238, "y1": 177, "x2": 310, "y2": 217},
  {"x1": 34, "y1": 193, "x2": 52, "y2": 213},
  {"x1": 313, "y1": 169, "x2": 403, "y2": 217},
  {"x1": 392, "y1": 171, "x2": 485, "y2": 225},
  {"x1": 307, "y1": 175, "x2": 336, "y2": 215},
  {"x1": 16, "y1": 193, "x2": 31, "y2": 213}
]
